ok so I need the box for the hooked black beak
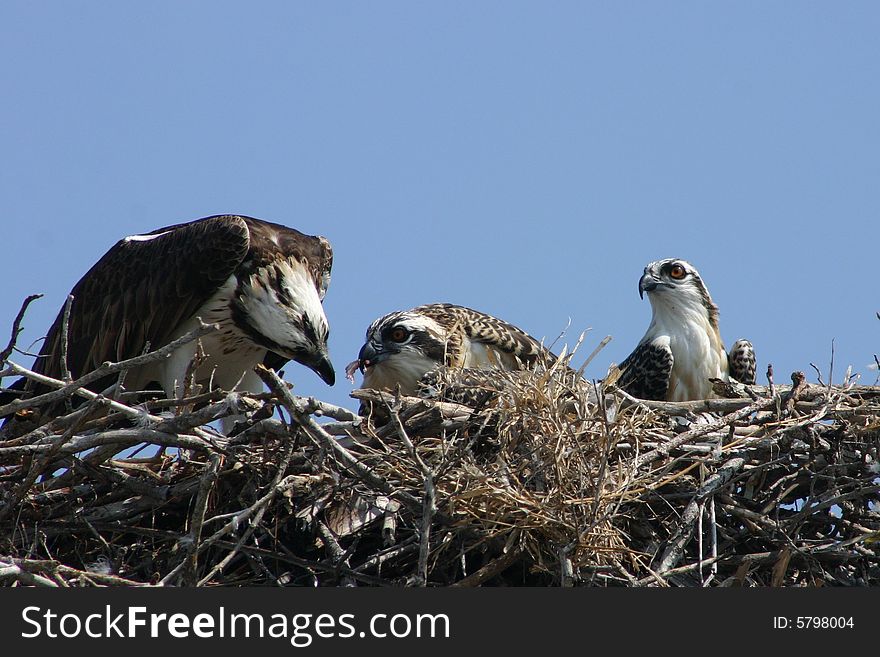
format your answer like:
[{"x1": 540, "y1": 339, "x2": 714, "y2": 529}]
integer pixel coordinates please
[
  {"x1": 302, "y1": 349, "x2": 335, "y2": 386},
  {"x1": 357, "y1": 341, "x2": 388, "y2": 370},
  {"x1": 638, "y1": 272, "x2": 659, "y2": 299}
]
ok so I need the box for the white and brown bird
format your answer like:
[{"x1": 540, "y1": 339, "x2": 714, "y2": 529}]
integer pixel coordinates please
[
  {"x1": 2, "y1": 214, "x2": 335, "y2": 424},
  {"x1": 346, "y1": 303, "x2": 553, "y2": 397},
  {"x1": 615, "y1": 258, "x2": 756, "y2": 401}
]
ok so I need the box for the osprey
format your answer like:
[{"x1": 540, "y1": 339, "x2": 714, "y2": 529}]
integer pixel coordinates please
[
  {"x1": 616, "y1": 258, "x2": 756, "y2": 401},
  {"x1": 346, "y1": 303, "x2": 552, "y2": 397},
  {"x1": 3, "y1": 214, "x2": 335, "y2": 423}
]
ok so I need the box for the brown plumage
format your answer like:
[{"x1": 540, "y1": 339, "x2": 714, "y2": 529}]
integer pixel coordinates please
[
  {"x1": 347, "y1": 303, "x2": 553, "y2": 397},
  {"x1": 2, "y1": 215, "x2": 334, "y2": 426}
]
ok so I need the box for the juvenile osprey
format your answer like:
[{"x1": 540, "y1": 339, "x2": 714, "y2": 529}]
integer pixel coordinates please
[
  {"x1": 616, "y1": 258, "x2": 756, "y2": 401},
  {"x1": 346, "y1": 303, "x2": 551, "y2": 396},
  {"x1": 4, "y1": 214, "x2": 335, "y2": 421}
]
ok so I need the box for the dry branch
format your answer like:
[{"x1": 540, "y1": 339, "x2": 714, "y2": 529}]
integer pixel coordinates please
[
  {"x1": 0, "y1": 294, "x2": 43, "y2": 369},
  {"x1": 0, "y1": 321, "x2": 219, "y2": 418}
]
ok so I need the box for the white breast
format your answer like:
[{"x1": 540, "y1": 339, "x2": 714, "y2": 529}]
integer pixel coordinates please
[
  {"x1": 128, "y1": 275, "x2": 267, "y2": 397},
  {"x1": 648, "y1": 306, "x2": 727, "y2": 401}
]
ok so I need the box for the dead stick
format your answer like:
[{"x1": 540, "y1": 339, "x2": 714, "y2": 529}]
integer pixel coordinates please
[
  {"x1": 0, "y1": 294, "x2": 43, "y2": 367},
  {"x1": 299, "y1": 396, "x2": 360, "y2": 422},
  {"x1": 0, "y1": 561, "x2": 58, "y2": 587},
  {"x1": 0, "y1": 321, "x2": 219, "y2": 417},
  {"x1": 449, "y1": 548, "x2": 524, "y2": 588},
  {"x1": 317, "y1": 522, "x2": 357, "y2": 587},
  {"x1": 656, "y1": 457, "x2": 745, "y2": 574},
  {"x1": 388, "y1": 404, "x2": 435, "y2": 586},
  {"x1": 5, "y1": 558, "x2": 150, "y2": 587},
  {"x1": 179, "y1": 452, "x2": 222, "y2": 585},
  {"x1": 0, "y1": 428, "x2": 218, "y2": 459},
  {"x1": 59, "y1": 294, "x2": 74, "y2": 384}
]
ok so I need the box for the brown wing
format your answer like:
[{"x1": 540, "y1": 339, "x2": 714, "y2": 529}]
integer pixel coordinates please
[
  {"x1": 414, "y1": 303, "x2": 551, "y2": 369},
  {"x1": 615, "y1": 339, "x2": 673, "y2": 401},
  {"x1": 32, "y1": 215, "x2": 252, "y2": 391}
]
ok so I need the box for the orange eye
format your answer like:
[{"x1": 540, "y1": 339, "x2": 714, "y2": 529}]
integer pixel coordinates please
[
  {"x1": 389, "y1": 327, "x2": 409, "y2": 343},
  {"x1": 669, "y1": 264, "x2": 686, "y2": 280}
]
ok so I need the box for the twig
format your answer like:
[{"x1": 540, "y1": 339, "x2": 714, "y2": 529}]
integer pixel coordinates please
[
  {"x1": 576, "y1": 335, "x2": 612, "y2": 377},
  {"x1": 828, "y1": 338, "x2": 835, "y2": 389},
  {"x1": 0, "y1": 321, "x2": 219, "y2": 418},
  {"x1": 0, "y1": 394, "x2": 101, "y2": 522},
  {"x1": 0, "y1": 428, "x2": 219, "y2": 459},
  {"x1": 388, "y1": 404, "x2": 435, "y2": 586},
  {"x1": 449, "y1": 548, "x2": 524, "y2": 587},
  {"x1": 178, "y1": 452, "x2": 222, "y2": 585},
  {"x1": 350, "y1": 387, "x2": 476, "y2": 422},
  {"x1": 624, "y1": 396, "x2": 760, "y2": 415},
  {"x1": 0, "y1": 294, "x2": 43, "y2": 368},
  {"x1": 2, "y1": 558, "x2": 149, "y2": 587},
  {"x1": 299, "y1": 396, "x2": 361, "y2": 422},
  {"x1": 354, "y1": 539, "x2": 419, "y2": 573},
  {"x1": 317, "y1": 522, "x2": 357, "y2": 587},
  {"x1": 634, "y1": 555, "x2": 723, "y2": 586},
  {"x1": 59, "y1": 294, "x2": 74, "y2": 383},
  {"x1": 656, "y1": 458, "x2": 745, "y2": 573},
  {"x1": 0, "y1": 560, "x2": 59, "y2": 587}
]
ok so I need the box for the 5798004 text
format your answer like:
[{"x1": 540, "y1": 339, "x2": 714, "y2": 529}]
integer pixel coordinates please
[{"x1": 773, "y1": 617, "x2": 854, "y2": 630}]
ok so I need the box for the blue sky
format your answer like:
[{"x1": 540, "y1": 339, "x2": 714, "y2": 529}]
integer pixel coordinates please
[{"x1": 2, "y1": 2, "x2": 878, "y2": 412}]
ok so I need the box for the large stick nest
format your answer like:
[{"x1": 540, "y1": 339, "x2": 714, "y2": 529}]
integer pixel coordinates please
[{"x1": 1, "y1": 325, "x2": 878, "y2": 587}]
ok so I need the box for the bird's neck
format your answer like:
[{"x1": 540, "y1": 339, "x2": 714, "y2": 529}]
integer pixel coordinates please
[{"x1": 648, "y1": 295, "x2": 721, "y2": 347}]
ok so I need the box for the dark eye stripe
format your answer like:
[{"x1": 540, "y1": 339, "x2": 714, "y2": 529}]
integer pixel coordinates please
[{"x1": 302, "y1": 318, "x2": 319, "y2": 343}]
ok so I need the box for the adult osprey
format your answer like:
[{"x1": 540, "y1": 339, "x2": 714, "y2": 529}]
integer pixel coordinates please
[
  {"x1": 3, "y1": 214, "x2": 335, "y2": 422},
  {"x1": 616, "y1": 258, "x2": 756, "y2": 401},
  {"x1": 346, "y1": 303, "x2": 552, "y2": 396}
]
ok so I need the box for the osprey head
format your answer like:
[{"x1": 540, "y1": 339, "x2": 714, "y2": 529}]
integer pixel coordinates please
[
  {"x1": 348, "y1": 309, "x2": 446, "y2": 395},
  {"x1": 236, "y1": 258, "x2": 335, "y2": 385},
  {"x1": 638, "y1": 258, "x2": 718, "y2": 327}
]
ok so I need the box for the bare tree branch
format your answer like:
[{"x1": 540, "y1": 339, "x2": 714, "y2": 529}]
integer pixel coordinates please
[{"x1": 0, "y1": 294, "x2": 43, "y2": 368}]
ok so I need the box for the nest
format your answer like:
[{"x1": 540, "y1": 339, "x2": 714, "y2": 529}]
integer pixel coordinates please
[{"x1": 1, "y1": 330, "x2": 879, "y2": 587}]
